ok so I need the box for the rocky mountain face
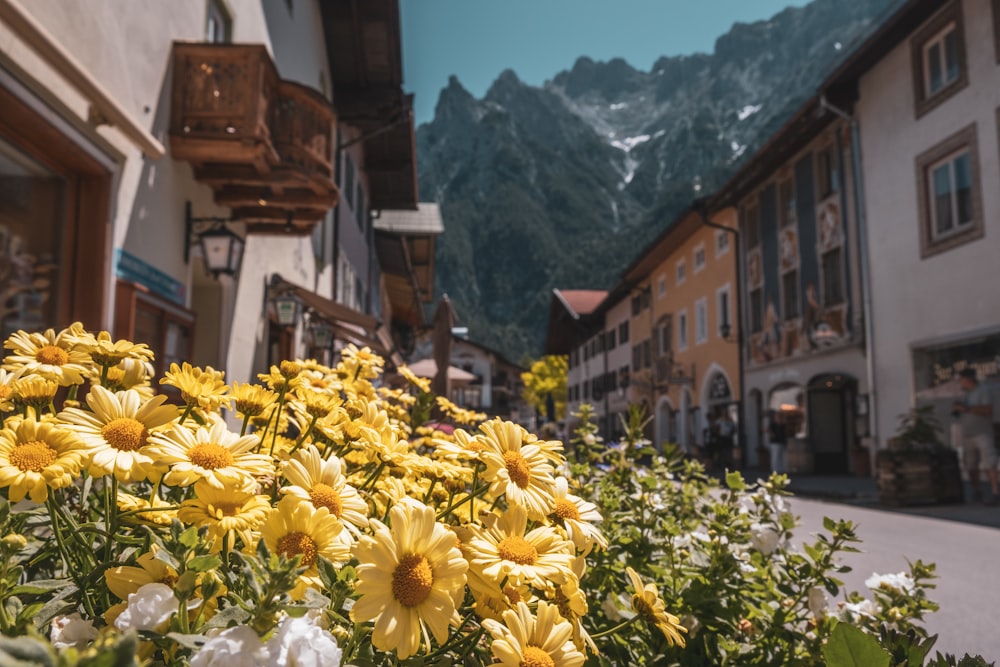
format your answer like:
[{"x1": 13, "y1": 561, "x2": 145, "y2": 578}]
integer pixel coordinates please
[{"x1": 416, "y1": 0, "x2": 894, "y2": 362}]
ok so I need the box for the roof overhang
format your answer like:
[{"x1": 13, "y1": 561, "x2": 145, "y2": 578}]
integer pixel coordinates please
[
  {"x1": 543, "y1": 289, "x2": 604, "y2": 356},
  {"x1": 374, "y1": 203, "x2": 443, "y2": 328}
]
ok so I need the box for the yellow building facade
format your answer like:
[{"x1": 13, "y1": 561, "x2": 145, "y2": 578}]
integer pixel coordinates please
[{"x1": 624, "y1": 206, "x2": 741, "y2": 459}]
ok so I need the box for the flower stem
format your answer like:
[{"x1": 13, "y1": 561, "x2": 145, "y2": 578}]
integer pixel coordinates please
[
  {"x1": 178, "y1": 403, "x2": 194, "y2": 425},
  {"x1": 290, "y1": 414, "x2": 318, "y2": 455},
  {"x1": 590, "y1": 615, "x2": 640, "y2": 639}
]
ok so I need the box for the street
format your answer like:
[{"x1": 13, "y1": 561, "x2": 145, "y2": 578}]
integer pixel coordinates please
[{"x1": 791, "y1": 496, "x2": 1000, "y2": 661}]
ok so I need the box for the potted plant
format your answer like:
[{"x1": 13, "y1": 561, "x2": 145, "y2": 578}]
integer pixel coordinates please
[{"x1": 876, "y1": 405, "x2": 963, "y2": 505}]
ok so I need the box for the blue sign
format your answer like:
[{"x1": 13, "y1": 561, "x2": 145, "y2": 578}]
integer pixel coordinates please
[{"x1": 115, "y1": 249, "x2": 186, "y2": 305}]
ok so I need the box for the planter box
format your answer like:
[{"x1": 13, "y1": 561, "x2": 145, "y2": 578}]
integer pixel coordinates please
[{"x1": 876, "y1": 448, "x2": 963, "y2": 506}]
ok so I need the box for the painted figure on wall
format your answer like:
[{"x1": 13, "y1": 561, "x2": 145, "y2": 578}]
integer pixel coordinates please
[{"x1": 755, "y1": 298, "x2": 781, "y2": 363}]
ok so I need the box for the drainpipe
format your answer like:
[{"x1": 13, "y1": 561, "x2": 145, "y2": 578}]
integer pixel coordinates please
[
  {"x1": 820, "y1": 95, "x2": 878, "y2": 468},
  {"x1": 695, "y1": 201, "x2": 746, "y2": 469}
]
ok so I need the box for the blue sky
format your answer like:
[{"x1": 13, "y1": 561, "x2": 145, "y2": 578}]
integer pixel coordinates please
[{"x1": 401, "y1": 0, "x2": 811, "y2": 125}]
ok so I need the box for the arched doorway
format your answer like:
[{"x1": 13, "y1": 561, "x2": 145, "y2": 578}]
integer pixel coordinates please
[
  {"x1": 702, "y1": 367, "x2": 737, "y2": 468},
  {"x1": 655, "y1": 396, "x2": 675, "y2": 451}
]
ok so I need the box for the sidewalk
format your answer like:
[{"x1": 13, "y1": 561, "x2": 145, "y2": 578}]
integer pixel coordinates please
[{"x1": 773, "y1": 471, "x2": 1000, "y2": 530}]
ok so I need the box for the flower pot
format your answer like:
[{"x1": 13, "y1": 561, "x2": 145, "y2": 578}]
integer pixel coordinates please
[{"x1": 875, "y1": 448, "x2": 963, "y2": 506}]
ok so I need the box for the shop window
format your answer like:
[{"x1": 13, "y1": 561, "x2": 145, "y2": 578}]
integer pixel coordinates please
[
  {"x1": 910, "y1": 1, "x2": 967, "y2": 117},
  {"x1": 916, "y1": 124, "x2": 982, "y2": 258},
  {"x1": 115, "y1": 281, "x2": 195, "y2": 395}
]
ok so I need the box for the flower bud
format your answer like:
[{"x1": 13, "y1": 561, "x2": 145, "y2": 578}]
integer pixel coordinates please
[{"x1": 1, "y1": 533, "x2": 27, "y2": 550}]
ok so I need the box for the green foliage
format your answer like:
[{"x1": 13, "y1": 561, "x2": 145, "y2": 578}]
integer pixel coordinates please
[{"x1": 894, "y1": 405, "x2": 946, "y2": 450}]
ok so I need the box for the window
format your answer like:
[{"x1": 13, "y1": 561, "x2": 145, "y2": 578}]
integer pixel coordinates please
[
  {"x1": 583, "y1": 343, "x2": 590, "y2": 362},
  {"x1": 606, "y1": 329, "x2": 616, "y2": 350},
  {"x1": 583, "y1": 381, "x2": 590, "y2": 400},
  {"x1": 642, "y1": 340, "x2": 651, "y2": 368},
  {"x1": 693, "y1": 244, "x2": 706, "y2": 273},
  {"x1": 911, "y1": 2, "x2": 967, "y2": 117},
  {"x1": 749, "y1": 288, "x2": 763, "y2": 334},
  {"x1": 782, "y1": 271, "x2": 800, "y2": 321},
  {"x1": 816, "y1": 146, "x2": 839, "y2": 200},
  {"x1": 695, "y1": 298, "x2": 708, "y2": 344},
  {"x1": 658, "y1": 274, "x2": 666, "y2": 298},
  {"x1": 343, "y1": 155, "x2": 356, "y2": 210},
  {"x1": 657, "y1": 318, "x2": 673, "y2": 357},
  {"x1": 678, "y1": 310, "x2": 688, "y2": 350},
  {"x1": 716, "y1": 230, "x2": 730, "y2": 256},
  {"x1": 619, "y1": 320, "x2": 630, "y2": 344},
  {"x1": 778, "y1": 177, "x2": 796, "y2": 227},
  {"x1": 676, "y1": 259, "x2": 686, "y2": 285},
  {"x1": 717, "y1": 286, "x2": 731, "y2": 336},
  {"x1": 821, "y1": 248, "x2": 844, "y2": 305},
  {"x1": 206, "y1": 0, "x2": 232, "y2": 43},
  {"x1": 632, "y1": 345, "x2": 642, "y2": 373},
  {"x1": 916, "y1": 124, "x2": 982, "y2": 258},
  {"x1": 744, "y1": 204, "x2": 760, "y2": 249}
]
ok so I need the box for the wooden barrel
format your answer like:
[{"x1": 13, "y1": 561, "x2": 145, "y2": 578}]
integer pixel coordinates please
[{"x1": 786, "y1": 437, "x2": 814, "y2": 474}]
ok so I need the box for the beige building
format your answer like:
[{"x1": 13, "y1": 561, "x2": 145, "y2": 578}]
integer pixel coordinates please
[{"x1": 620, "y1": 206, "x2": 741, "y2": 455}]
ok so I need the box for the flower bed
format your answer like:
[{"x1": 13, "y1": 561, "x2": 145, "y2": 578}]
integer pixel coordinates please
[{"x1": 0, "y1": 325, "x2": 987, "y2": 666}]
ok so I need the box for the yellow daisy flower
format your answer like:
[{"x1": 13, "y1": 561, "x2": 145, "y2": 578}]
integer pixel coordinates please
[
  {"x1": 397, "y1": 365, "x2": 431, "y2": 393},
  {"x1": 260, "y1": 496, "x2": 350, "y2": 597},
  {"x1": 3, "y1": 325, "x2": 92, "y2": 386},
  {"x1": 230, "y1": 382, "x2": 277, "y2": 419},
  {"x1": 95, "y1": 358, "x2": 156, "y2": 399},
  {"x1": 483, "y1": 600, "x2": 586, "y2": 667},
  {"x1": 116, "y1": 491, "x2": 177, "y2": 526},
  {"x1": 625, "y1": 567, "x2": 687, "y2": 647},
  {"x1": 298, "y1": 367, "x2": 342, "y2": 393},
  {"x1": 11, "y1": 377, "x2": 59, "y2": 413},
  {"x1": 432, "y1": 427, "x2": 487, "y2": 461},
  {"x1": 280, "y1": 446, "x2": 368, "y2": 535},
  {"x1": 105, "y1": 547, "x2": 178, "y2": 601},
  {"x1": 257, "y1": 365, "x2": 303, "y2": 393},
  {"x1": 464, "y1": 504, "x2": 575, "y2": 589},
  {"x1": 177, "y1": 481, "x2": 271, "y2": 551},
  {"x1": 550, "y1": 476, "x2": 607, "y2": 554},
  {"x1": 436, "y1": 396, "x2": 485, "y2": 425},
  {"x1": 290, "y1": 387, "x2": 343, "y2": 421},
  {"x1": 351, "y1": 497, "x2": 469, "y2": 660},
  {"x1": 0, "y1": 369, "x2": 22, "y2": 412},
  {"x1": 58, "y1": 386, "x2": 178, "y2": 482},
  {"x1": 79, "y1": 330, "x2": 155, "y2": 367},
  {"x1": 479, "y1": 419, "x2": 556, "y2": 520},
  {"x1": 159, "y1": 362, "x2": 230, "y2": 411},
  {"x1": 146, "y1": 420, "x2": 271, "y2": 490},
  {"x1": 0, "y1": 419, "x2": 89, "y2": 502}
]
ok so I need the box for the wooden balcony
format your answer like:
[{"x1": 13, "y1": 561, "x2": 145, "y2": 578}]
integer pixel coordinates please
[{"x1": 169, "y1": 42, "x2": 338, "y2": 235}]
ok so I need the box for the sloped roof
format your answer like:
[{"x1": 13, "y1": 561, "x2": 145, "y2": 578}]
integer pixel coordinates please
[
  {"x1": 374, "y1": 203, "x2": 444, "y2": 235},
  {"x1": 554, "y1": 289, "x2": 607, "y2": 318}
]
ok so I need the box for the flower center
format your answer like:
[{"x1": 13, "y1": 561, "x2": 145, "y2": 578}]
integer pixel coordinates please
[
  {"x1": 633, "y1": 595, "x2": 654, "y2": 619},
  {"x1": 392, "y1": 553, "x2": 434, "y2": 608},
  {"x1": 465, "y1": 441, "x2": 486, "y2": 453},
  {"x1": 503, "y1": 450, "x2": 531, "y2": 489},
  {"x1": 552, "y1": 498, "x2": 581, "y2": 521},
  {"x1": 188, "y1": 443, "x2": 235, "y2": 470},
  {"x1": 102, "y1": 418, "x2": 149, "y2": 452},
  {"x1": 497, "y1": 536, "x2": 538, "y2": 565},
  {"x1": 214, "y1": 502, "x2": 243, "y2": 517},
  {"x1": 308, "y1": 483, "x2": 343, "y2": 518},
  {"x1": 276, "y1": 531, "x2": 318, "y2": 567},
  {"x1": 35, "y1": 345, "x2": 68, "y2": 366},
  {"x1": 10, "y1": 440, "x2": 58, "y2": 472},
  {"x1": 235, "y1": 399, "x2": 266, "y2": 417},
  {"x1": 0, "y1": 385, "x2": 10, "y2": 399},
  {"x1": 520, "y1": 646, "x2": 555, "y2": 667}
]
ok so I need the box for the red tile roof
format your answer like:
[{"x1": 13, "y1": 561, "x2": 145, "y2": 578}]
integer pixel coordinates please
[{"x1": 554, "y1": 289, "x2": 607, "y2": 317}]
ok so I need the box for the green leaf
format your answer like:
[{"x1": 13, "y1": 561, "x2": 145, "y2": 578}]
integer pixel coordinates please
[
  {"x1": 178, "y1": 526, "x2": 200, "y2": 549},
  {"x1": 725, "y1": 471, "x2": 745, "y2": 491},
  {"x1": 153, "y1": 549, "x2": 180, "y2": 570},
  {"x1": 186, "y1": 555, "x2": 222, "y2": 572},
  {"x1": 823, "y1": 516, "x2": 837, "y2": 532},
  {"x1": 823, "y1": 624, "x2": 891, "y2": 667},
  {"x1": 165, "y1": 633, "x2": 205, "y2": 650},
  {"x1": 201, "y1": 604, "x2": 251, "y2": 630},
  {"x1": 7, "y1": 579, "x2": 71, "y2": 596}
]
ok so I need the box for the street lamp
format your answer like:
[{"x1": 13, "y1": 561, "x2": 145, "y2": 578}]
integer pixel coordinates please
[
  {"x1": 310, "y1": 318, "x2": 334, "y2": 348},
  {"x1": 184, "y1": 201, "x2": 244, "y2": 278},
  {"x1": 272, "y1": 292, "x2": 301, "y2": 327}
]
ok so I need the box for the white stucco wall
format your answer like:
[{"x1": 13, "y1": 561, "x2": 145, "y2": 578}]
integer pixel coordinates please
[{"x1": 855, "y1": 0, "x2": 1000, "y2": 444}]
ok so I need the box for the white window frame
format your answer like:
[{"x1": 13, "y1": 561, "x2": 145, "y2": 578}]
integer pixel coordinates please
[
  {"x1": 695, "y1": 298, "x2": 708, "y2": 345},
  {"x1": 206, "y1": 0, "x2": 232, "y2": 43},
  {"x1": 716, "y1": 284, "x2": 732, "y2": 338},
  {"x1": 693, "y1": 243, "x2": 707, "y2": 273},
  {"x1": 922, "y1": 22, "x2": 959, "y2": 97},
  {"x1": 676, "y1": 259, "x2": 686, "y2": 285},
  {"x1": 677, "y1": 308, "x2": 688, "y2": 351},
  {"x1": 657, "y1": 274, "x2": 667, "y2": 299},
  {"x1": 715, "y1": 230, "x2": 730, "y2": 257},
  {"x1": 927, "y1": 148, "x2": 974, "y2": 242}
]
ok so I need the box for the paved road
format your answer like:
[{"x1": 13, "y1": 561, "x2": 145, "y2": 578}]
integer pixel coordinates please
[{"x1": 790, "y1": 496, "x2": 1000, "y2": 661}]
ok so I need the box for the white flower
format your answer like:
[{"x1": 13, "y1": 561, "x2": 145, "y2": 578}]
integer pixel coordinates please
[
  {"x1": 749, "y1": 522, "x2": 780, "y2": 555},
  {"x1": 191, "y1": 625, "x2": 269, "y2": 667},
  {"x1": 601, "y1": 592, "x2": 632, "y2": 622},
  {"x1": 114, "y1": 583, "x2": 179, "y2": 632},
  {"x1": 865, "y1": 571, "x2": 915, "y2": 595},
  {"x1": 837, "y1": 598, "x2": 877, "y2": 622},
  {"x1": 50, "y1": 613, "x2": 97, "y2": 650},
  {"x1": 807, "y1": 586, "x2": 828, "y2": 618},
  {"x1": 268, "y1": 616, "x2": 343, "y2": 667}
]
